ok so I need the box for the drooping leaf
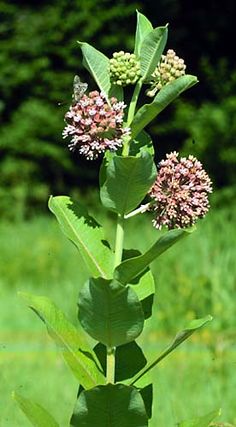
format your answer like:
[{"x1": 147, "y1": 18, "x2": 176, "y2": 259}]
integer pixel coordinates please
[
  {"x1": 94, "y1": 341, "x2": 147, "y2": 382},
  {"x1": 78, "y1": 42, "x2": 111, "y2": 98},
  {"x1": 134, "y1": 11, "x2": 153, "y2": 56},
  {"x1": 78, "y1": 278, "x2": 144, "y2": 347},
  {"x1": 130, "y1": 316, "x2": 213, "y2": 386},
  {"x1": 70, "y1": 384, "x2": 148, "y2": 427},
  {"x1": 178, "y1": 409, "x2": 221, "y2": 427},
  {"x1": 115, "y1": 228, "x2": 193, "y2": 285},
  {"x1": 19, "y1": 292, "x2": 105, "y2": 389},
  {"x1": 100, "y1": 152, "x2": 157, "y2": 215},
  {"x1": 13, "y1": 392, "x2": 59, "y2": 427},
  {"x1": 131, "y1": 75, "x2": 198, "y2": 138},
  {"x1": 48, "y1": 196, "x2": 113, "y2": 279},
  {"x1": 129, "y1": 130, "x2": 154, "y2": 156},
  {"x1": 140, "y1": 25, "x2": 168, "y2": 81}
]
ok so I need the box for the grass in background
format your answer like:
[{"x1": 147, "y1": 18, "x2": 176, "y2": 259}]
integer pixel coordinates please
[{"x1": 0, "y1": 203, "x2": 236, "y2": 426}]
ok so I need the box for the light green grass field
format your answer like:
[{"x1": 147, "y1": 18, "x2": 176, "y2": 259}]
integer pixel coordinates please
[{"x1": 0, "y1": 203, "x2": 235, "y2": 426}]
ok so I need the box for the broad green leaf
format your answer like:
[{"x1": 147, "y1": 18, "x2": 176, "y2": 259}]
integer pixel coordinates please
[
  {"x1": 130, "y1": 130, "x2": 154, "y2": 156},
  {"x1": 134, "y1": 11, "x2": 153, "y2": 56},
  {"x1": 108, "y1": 84, "x2": 124, "y2": 101},
  {"x1": 78, "y1": 278, "x2": 144, "y2": 347},
  {"x1": 12, "y1": 392, "x2": 59, "y2": 427},
  {"x1": 94, "y1": 341, "x2": 147, "y2": 382},
  {"x1": 19, "y1": 292, "x2": 105, "y2": 389},
  {"x1": 48, "y1": 196, "x2": 113, "y2": 279},
  {"x1": 70, "y1": 384, "x2": 148, "y2": 427},
  {"x1": 100, "y1": 152, "x2": 157, "y2": 215},
  {"x1": 140, "y1": 26, "x2": 168, "y2": 81},
  {"x1": 115, "y1": 228, "x2": 193, "y2": 285},
  {"x1": 130, "y1": 315, "x2": 213, "y2": 386},
  {"x1": 178, "y1": 409, "x2": 221, "y2": 426},
  {"x1": 131, "y1": 75, "x2": 198, "y2": 138},
  {"x1": 78, "y1": 42, "x2": 111, "y2": 98}
]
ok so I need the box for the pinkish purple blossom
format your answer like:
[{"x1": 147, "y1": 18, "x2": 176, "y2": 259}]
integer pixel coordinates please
[
  {"x1": 62, "y1": 91, "x2": 130, "y2": 160},
  {"x1": 149, "y1": 151, "x2": 212, "y2": 230}
]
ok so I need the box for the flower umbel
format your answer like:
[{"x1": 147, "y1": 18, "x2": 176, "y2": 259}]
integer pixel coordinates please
[
  {"x1": 149, "y1": 152, "x2": 212, "y2": 229},
  {"x1": 62, "y1": 91, "x2": 129, "y2": 160},
  {"x1": 110, "y1": 51, "x2": 141, "y2": 86},
  {"x1": 146, "y1": 49, "x2": 186, "y2": 97}
]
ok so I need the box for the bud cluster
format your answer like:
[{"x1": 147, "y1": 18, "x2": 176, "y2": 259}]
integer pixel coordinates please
[
  {"x1": 149, "y1": 152, "x2": 212, "y2": 230},
  {"x1": 147, "y1": 49, "x2": 186, "y2": 97},
  {"x1": 62, "y1": 91, "x2": 130, "y2": 160},
  {"x1": 110, "y1": 51, "x2": 141, "y2": 86}
]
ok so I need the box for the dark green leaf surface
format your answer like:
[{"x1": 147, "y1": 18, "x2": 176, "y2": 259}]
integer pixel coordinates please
[
  {"x1": 130, "y1": 316, "x2": 213, "y2": 385},
  {"x1": 130, "y1": 269, "x2": 155, "y2": 319},
  {"x1": 109, "y1": 84, "x2": 124, "y2": 101},
  {"x1": 13, "y1": 392, "x2": 59, "y2": 427},
  {"x1": 178, "y1": 409, "x2": 221, "y2": 426},
  {"x1": 140, "y1": 26, "x2": 168, "y2": 81},
  {"x1": 78, "y1": 278, "x2": 144, "y2": 347},
  {"x1": 49, "y1": 196, "x2": 113, "y2": 279},
  {"x1": 70, "y1": 384, "x2": 148, "y2": 427},
  {"x1": 134, "y1": 11, "x2": 153, "y2": 56},
  {"x1": 78, "y1": 42, "x2": 111, "y2": 98},
  {"x1": 139, "y1": 384, "x2": 153, "y2": 419},
  {"x1": 94, "y1": 341, "x2": 147, "y2": 382},
  {"x1": 115, "y1": 228, "x2": 193, "y2": 285},
  {"x1": 19, "y1": 292, "x2": 105, "y2": 389},
  {"x1": 130, "y1": 130, "x2": 154, "y2": 156},
  {"x1": 100, "y1": 152, "x2": 157, "y2": 215},
  {"x1": 131, "y1": 75, "x2": 198, "y2": 138},
  {"x1": 121, "y1": 249, "x2": 155, "y2": 319}
]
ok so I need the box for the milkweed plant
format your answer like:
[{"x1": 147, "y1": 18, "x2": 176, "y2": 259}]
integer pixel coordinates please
[{"x1": 13, "y1": 11, "x2": 223, "y2": 427}]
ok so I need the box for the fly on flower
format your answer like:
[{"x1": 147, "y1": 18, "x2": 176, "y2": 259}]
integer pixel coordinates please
[{"x1": 72, "y1": 75, "x2": 88, "y2": 103}]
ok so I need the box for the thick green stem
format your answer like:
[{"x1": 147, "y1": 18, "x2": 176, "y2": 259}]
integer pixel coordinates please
[
  {"x1": 108, "y1": 214, "x2": 125, "y2": 384},
  {"x1": 114, "y1": 213, "x2": 125, "y2": 268},
  {"x1": 106, "y1": 346, "x2": 116, "y2": 383},
  {"x1": 127, "y1": 79, "x2": 143, "y2": 126},
  {"x1": 122, "y1": 79, "x2": 143, "y2": 156}
]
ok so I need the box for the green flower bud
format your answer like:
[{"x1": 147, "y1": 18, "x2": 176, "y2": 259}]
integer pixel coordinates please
[
  {"x1": 146, "y1": 49, "x2": 186, "y2": 96},
  {"x1": 109, "y1": 51, "x2": 141, "y2": 86}
]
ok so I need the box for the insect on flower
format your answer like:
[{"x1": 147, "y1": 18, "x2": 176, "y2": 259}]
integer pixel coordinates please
[
  {"x1": 72, "y1": 75, "x2": 88, "y2": 103},
  {"x1": 58, "y1": 75, "x2": 88, "y2": 106}
]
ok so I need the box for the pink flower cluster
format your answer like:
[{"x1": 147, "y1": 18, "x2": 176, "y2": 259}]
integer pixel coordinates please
[
  {"x1": 62, "y1": 91, "x2": 129, "y2": 160},
  {"x1": 149, "y1": 152, "x2": 212, "y2": 230}
]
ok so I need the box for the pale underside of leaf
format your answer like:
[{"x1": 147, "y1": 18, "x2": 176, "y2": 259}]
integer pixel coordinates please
[
  {"x1": 131, "y1": 74, "x2": 198, "y2": 138},
  {"x1": 49, "y1": 196, "x2": 113, "y2": 279},
  {"x1": 134, "y1": 11, "x2": 153, "y2": 56},
  {"x1": 78, "y1": 42, "x2": 111, "y2": 98},
  {"x1": 130, "y1": 315, "x2": 213, "y2": 385},
  {"x1": 13, "y1": 391, "x2": 59, "y2": 427},
  {"x1": 115, "y1": 228, "x2": 193, "y2": 285},
  {"x1": 19, "y1": 292, "x2": 105, "y2": 389}
]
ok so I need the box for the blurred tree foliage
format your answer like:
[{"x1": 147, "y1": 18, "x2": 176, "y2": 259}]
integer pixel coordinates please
[{"x1": 0, "y1": 0, "x2": 235, "y2": 219}]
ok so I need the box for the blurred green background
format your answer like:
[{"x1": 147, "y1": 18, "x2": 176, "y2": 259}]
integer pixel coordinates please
[{"x1": 0, "y1": 0, "x2": 236, "y2": 426}]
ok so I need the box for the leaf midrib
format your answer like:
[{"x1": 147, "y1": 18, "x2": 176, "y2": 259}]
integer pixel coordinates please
[{"x1": 34, "y1": 305, "x2": 103, "y2": 388}]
